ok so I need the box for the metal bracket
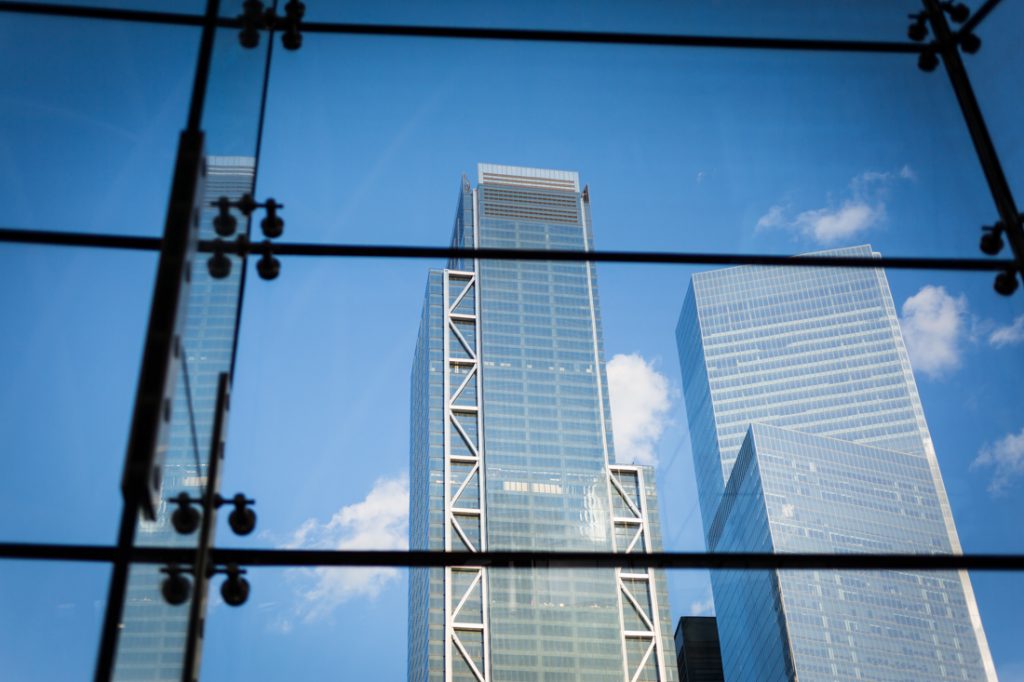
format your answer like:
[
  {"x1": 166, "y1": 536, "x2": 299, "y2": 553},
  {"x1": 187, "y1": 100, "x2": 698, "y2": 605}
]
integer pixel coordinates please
[
  {"x1": 207, "y1": 194, "x2": 284, "y2": 281},
  {"x1": 238, "y1": 0, "x2": 305, "y2": 51}
]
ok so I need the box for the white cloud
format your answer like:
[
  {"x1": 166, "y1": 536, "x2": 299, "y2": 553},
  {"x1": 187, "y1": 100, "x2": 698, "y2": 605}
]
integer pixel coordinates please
[
  {"x1": 793, "y1": 201, "x2": 881, "y2": 244},
  {"x1": 755, "y1": 204, "x2": 787, "y2": 231},
  {"x1": 972, "y1": 427, "x2": 1024, "y2": 495},
  {"x1": 899, "y1": 285, "x2": 967, "y2": 378},
  {"x1": 989, "y1": 314, "x2": 1024, "y2": 348},
  {"x1": 755, "y1": 166, "x2": 914, "y2": 244},
  {"x1": 689, "y1": 589, "x2": 715, "y2": 616},
  {"x1": 283, "y1": 474, "x2": 408, "y2": 623},
  {"x1": 606, "y1": 354, "x2": 672, "y2": 466}
]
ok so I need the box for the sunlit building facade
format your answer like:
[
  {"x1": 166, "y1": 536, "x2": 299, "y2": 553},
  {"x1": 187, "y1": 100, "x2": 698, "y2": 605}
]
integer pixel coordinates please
[
  {"x1": 409, "y1": 164, "x2": 676, "y2": 682},
  {"x1": 675, "y1": 246, "x2": 998, "y2": 681}
]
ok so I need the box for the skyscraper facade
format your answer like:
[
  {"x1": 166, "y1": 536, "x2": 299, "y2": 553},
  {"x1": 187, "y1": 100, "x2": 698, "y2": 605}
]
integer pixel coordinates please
[
  {"x1": 113, "y1": 156, "x2": 255, "y2": 680},
  {"x1": 675, "y1": 246, "x2": 997, "y2": 681},
  {"x1": 409, "y1": 164, "x2": 676, "y2": 682},
  {"x1": 673, "y1": 617, "x2": 724, "y2": 682}
]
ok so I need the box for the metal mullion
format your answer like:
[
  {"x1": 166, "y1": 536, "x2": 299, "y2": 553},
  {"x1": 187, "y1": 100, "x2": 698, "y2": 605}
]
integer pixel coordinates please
[
  {"x1": 0, "y1": 3, "x2": 931, "y2": 56},
  {"x1": 5, "y1": 544, "x2": 1024, "y2": 570},
  {"x1": 924, "y1": 0, "x2": 1024, "y2": 273},
  {"x1": 235, "y1": 241, "x2": 1022, "y2": 271},
  {"x1": 181, "y1": 373, "x2": 230, "y2": 682},
  {"x1": 295, "y1": 20, "x2": 925, "y2": 54},
  {"x1": 3, "y1": 229, "x2": 1017, "y2": 272},
  {"x1": 0, "y1": 1, "x2": 207, "y2": 26},
  {"x1": 0, "y1": 228, "x2": 162, "y2": 250}
]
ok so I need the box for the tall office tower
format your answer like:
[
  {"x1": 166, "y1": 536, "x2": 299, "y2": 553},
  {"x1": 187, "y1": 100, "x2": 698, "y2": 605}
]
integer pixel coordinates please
[
  {"x1": 675, "y1": 245, "x2": 997, "y2": 681},
  {"x1": 409, "y1": 164, "x2": 676, "y2": 682},
  {"x1": 113, "y1": 156, "x2": 255, "y2": 681},
  {"x1": 673, "y1": 617, "x2": 724, "y2": 682}
]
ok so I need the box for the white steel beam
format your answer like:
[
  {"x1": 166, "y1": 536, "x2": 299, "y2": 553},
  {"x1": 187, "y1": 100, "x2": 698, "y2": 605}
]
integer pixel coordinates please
[
  {"x1": 608, "y1": 464, "x2": 669, "y2": 681},
  {"x1": 443, "y1": 268, "x2": 490, "y2": 682}
]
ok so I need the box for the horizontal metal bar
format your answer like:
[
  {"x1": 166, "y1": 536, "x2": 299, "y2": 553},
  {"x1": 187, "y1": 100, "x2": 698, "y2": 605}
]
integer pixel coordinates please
[
  {"x1": 2, "y1": 543, "x2": 1023, "y2": 571},
  {"x1": 3, "y1": 228, "x2": 1016, "y2": 272},
  {"x1": 0, "y1": 228, "x2": 161, "y2": 251},
  {"x1": 296, "y1": 22, "x2": 926, "y2": 54},
  {"x1": 0, "y1": 1, "x2": 205, "y2": 26},
  {"x1": 0, "y1": 2, "x2": 925, "y2": 54},
  {"x1": 231, "y1": 241, "x2": 1016, "y2": 272}
]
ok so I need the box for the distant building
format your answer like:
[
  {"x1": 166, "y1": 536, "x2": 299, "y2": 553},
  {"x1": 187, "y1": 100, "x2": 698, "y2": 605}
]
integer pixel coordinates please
[
  {"x1": 408, "y1": 164, "x2": 677, "y2": 681},
  {"x1": 674, "y1": 617, "x2": 724, "y2": 682},
  {"x1": 676, "y1": 246, "x2": 997, "y2": 681}
]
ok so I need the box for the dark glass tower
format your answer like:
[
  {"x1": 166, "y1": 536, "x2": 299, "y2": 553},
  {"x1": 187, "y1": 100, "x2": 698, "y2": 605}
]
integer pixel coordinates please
[
  {"x1": 674, "y1": 617, "x2": 724, "y2": 682},
  {"x1": 676, "y1": 247, "x2": 997, "y2": 681},
  {"x1": 409, "y1": 164, "x2": 676, "y2": 682}
]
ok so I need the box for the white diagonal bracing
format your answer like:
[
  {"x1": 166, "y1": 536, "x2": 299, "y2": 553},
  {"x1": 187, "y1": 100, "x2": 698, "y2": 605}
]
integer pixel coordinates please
[
  {"x1": 443, "y1": 270, "x2": 490, "y2": 682},
  {"x1": 608, "y1": 464, "x2": 669, "y2": 682}
]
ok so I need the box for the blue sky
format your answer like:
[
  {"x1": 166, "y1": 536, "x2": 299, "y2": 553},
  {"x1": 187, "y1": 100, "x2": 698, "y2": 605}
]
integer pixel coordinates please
[{"x1": 1, "y1": 2, "x2": 1023, "y2": 680}]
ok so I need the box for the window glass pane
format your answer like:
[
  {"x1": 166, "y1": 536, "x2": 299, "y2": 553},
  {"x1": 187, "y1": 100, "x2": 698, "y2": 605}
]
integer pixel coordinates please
[
  {"x1": 200, "y1": 566, "x2": 409, "y2": 679},
  {"x1": 0, "y1": 245, "x2": 154, "y2": 543},
  {"x1": 258, "y1": 35, "x2": 994, "y2": 259},
  {"x1": 0, "y1": 14, "x2": 197, "y2": 236},
  {"x1": 0, "y1": 561, "x2": 111, "y2": 680}
]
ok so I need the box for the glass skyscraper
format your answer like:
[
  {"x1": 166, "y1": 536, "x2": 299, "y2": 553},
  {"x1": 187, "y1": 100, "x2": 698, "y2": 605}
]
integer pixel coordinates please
[
  {"x1": 675, "y1": 246, "x2": 998, "y2": 681},
  {"x1": 409, "y1": 164, "x2": 676, "y2": 682},
  {"x1": 674, "y1": 617, "x2": 724, "y2": 682},
  {"x1": 113, "y1": 156, "x2": 255, "y2": 681}
]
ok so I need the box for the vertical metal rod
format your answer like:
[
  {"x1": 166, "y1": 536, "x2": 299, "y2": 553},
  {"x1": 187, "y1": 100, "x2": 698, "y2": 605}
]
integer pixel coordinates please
[
  {"x1": 187, "y1": 0, "x2": 222, "y2": 133},
  {"x1": 227, "y1": 0, "x2": 278, "y2": 380},
  {"x1": 93, "y1": 493, "x2": 140, "y2": 681},
  {"x1": 923, "y1": 0, "x2": 1024, "y2": 270},
  {"x1": 182, "y1": 373, "x2": 232, "y2": 682}
]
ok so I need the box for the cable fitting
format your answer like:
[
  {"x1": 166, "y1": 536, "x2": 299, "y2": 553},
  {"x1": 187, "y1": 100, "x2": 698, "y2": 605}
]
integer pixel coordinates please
[
  {"x1": 237, "y1": 0, "x2": 305, "y2": 51},
  {"x1": 167, "y1": 492, "x2": 257, "y2": 536}
]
